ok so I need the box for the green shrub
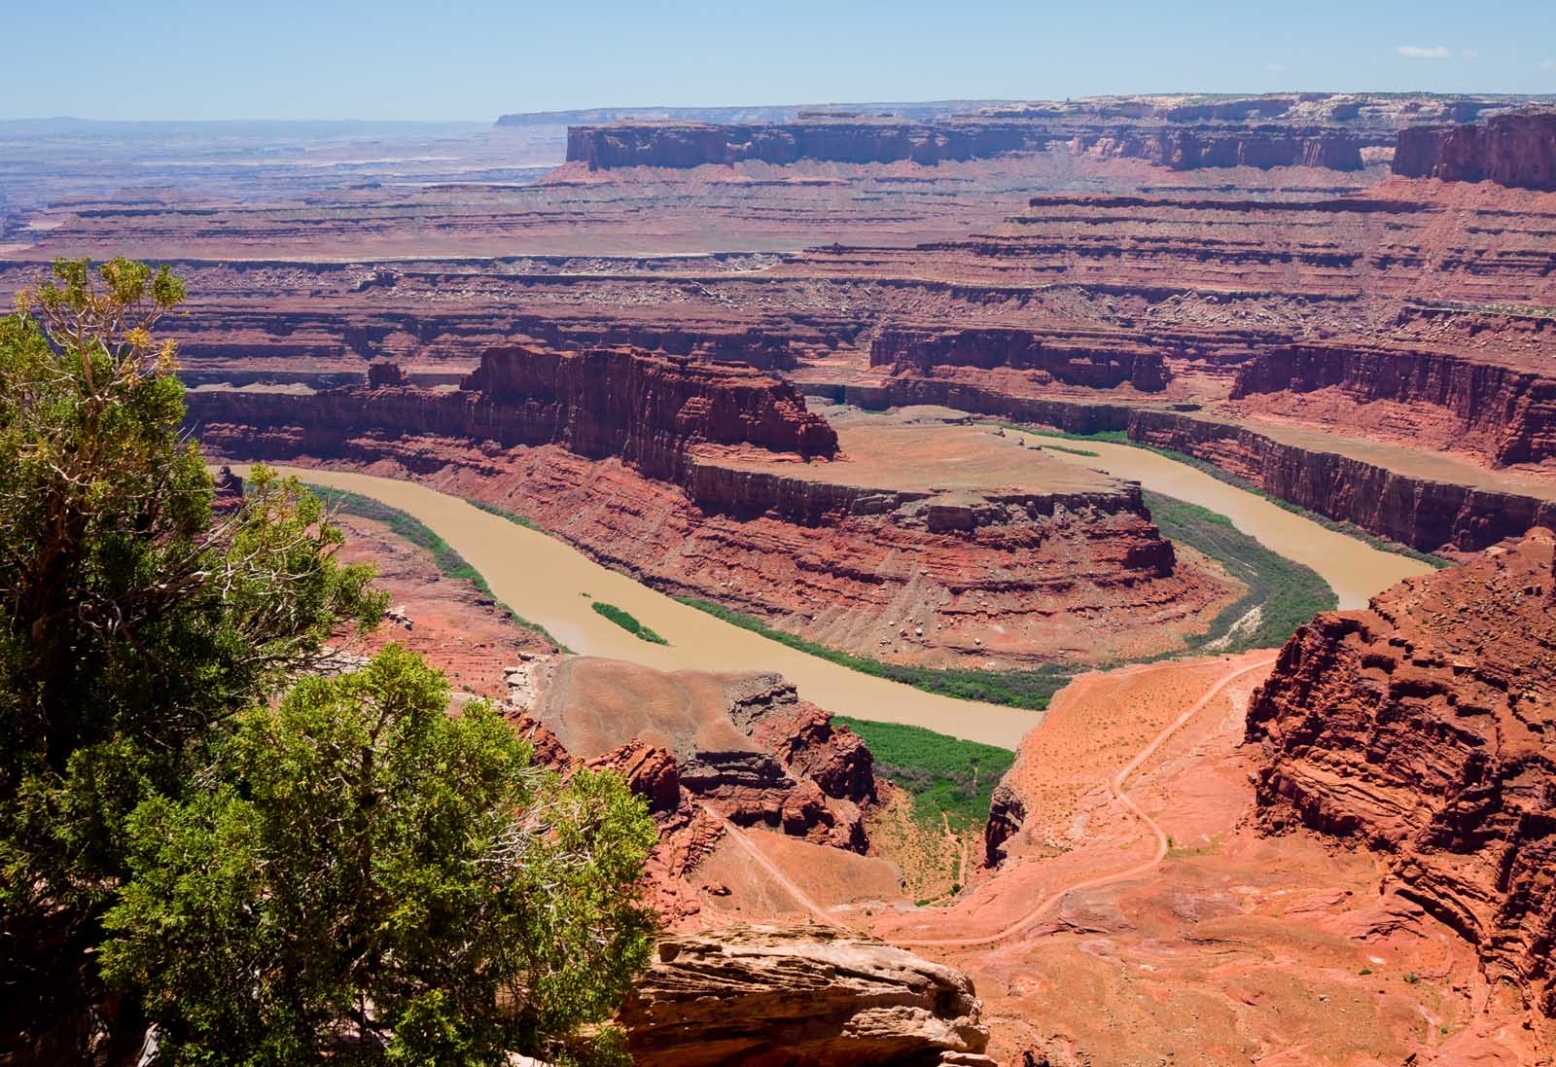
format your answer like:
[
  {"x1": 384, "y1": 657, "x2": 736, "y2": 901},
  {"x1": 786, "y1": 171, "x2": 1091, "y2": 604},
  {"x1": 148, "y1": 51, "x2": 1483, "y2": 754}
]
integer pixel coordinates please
[
  {"x1": 834, "y1": 717, "x2": 1015, "y2": 833},
  {"x1": 590, "y1": 601, "x2": 668, "y2": 645}
]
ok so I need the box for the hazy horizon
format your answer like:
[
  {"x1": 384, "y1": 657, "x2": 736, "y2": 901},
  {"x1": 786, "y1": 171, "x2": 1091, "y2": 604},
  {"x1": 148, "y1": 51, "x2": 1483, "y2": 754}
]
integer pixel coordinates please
[{"x1": 3, "y1": 0, "x2": 1553, "y2": 123}]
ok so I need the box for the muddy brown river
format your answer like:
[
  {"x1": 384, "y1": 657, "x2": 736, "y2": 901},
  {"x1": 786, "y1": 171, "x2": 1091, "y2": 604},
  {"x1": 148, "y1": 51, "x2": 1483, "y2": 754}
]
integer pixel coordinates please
[
  {"x1": 248, "y1": 446, "x2": 1430, "y2": 748},
  {"x1": 1013, "y1": 433, "x2": 1434, "y2": 609}
]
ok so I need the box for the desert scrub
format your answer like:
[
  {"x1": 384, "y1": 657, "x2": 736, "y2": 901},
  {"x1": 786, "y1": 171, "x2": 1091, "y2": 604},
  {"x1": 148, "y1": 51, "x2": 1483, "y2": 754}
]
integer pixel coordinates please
[
  {"x1": 1143, "y1": 491, "x2": 1336, "y2": 652},
  {"x1": 834, "y1": 718, "x2": 1015, "y2": 833},
  {"x1": 590, "y1": 601, "x2": 669, "y2": 645},
  {"x1": 467, "y1": 497, "x2": 545, "y2": 532}
]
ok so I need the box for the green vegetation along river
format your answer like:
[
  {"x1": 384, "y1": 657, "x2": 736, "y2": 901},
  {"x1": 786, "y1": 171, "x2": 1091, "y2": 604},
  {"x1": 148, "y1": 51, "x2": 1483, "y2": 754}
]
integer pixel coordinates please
[{"x1": 245, "y1": 443, "x2": 1432, "y2": 750}]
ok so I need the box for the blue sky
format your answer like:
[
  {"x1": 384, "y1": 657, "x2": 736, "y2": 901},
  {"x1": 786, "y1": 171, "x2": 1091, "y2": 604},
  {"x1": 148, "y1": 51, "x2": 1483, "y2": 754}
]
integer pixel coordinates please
[{"x1": 4, "y1": 0, "x2": 1554, "y2": 121}]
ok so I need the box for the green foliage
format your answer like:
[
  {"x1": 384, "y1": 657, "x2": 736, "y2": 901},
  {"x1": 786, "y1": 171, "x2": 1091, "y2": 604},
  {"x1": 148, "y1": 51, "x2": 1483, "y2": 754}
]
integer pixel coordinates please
[
  {"x1": 0, "y1": 260, "x2": 385, "y2": 923},
  {"x1": 835, "y1": 717, "x2": 1014, "y2": 833},
  {"x1": 591, "y1": 601, "x2": 669, "y2": 645},
  {"x1": 675, "y1": 597, "x2": 1067, "y2": 710},
  {"x1": 467, "y1": 497, "x2": 544, "y2": 532},
  {"x1": 0, "y1": 260, "x2": 655, "y2": 1062},
  {"x1": 102, "y1": 646, "x2": 657, "y2": 1066},
  {"x1": 307, "y1": 485, "x2": 569, "y2": 651},
  {"x1": 1143, "y1": 491, "x2": 1338, "y2": 651},
  {"x1": 1035, "y1": 441, "x2": 1100, "y2": 457},
  {"x1": 1004, "y1": 424, "x2": 1131, "y2": 445}
]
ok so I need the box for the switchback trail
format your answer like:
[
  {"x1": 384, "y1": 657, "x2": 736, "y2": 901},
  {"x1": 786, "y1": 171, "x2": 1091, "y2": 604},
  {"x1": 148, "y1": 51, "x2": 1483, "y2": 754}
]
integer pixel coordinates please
[{"x1": 893, "y1": 654, "x2": 1277, "y2": 949}]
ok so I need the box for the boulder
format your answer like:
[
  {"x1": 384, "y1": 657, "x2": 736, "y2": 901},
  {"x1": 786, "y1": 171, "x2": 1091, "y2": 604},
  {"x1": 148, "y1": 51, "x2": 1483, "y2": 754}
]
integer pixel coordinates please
[{"x1": 618, "y1": 924, "x2": 990, "y2": 1067}]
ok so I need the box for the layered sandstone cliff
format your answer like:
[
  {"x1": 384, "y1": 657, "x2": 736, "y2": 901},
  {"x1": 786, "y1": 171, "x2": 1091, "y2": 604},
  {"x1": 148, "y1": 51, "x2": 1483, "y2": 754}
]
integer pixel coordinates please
[
  {"x1": 190, "y1": 344, "x2": 1223, "y2": 669},
  {"x1": 870, "y1": 324, "x2": 1169, "y2": 392},
  {"x1": 187, "y1": 343, "x2": 836, "y2": 479},
  {"x1": 1126, "y1": 410, "x2": 1556, "y2": 552},
  {"x1": 566, "y1": 94, "x2": 1521, "y2": 173},
  {"x1": 1394, "y1": 111, "x2": 1556, "y2": 191},
  {"x1": 1248, "y1": 529, "x2": 1556, "y2": 1011},
  {"x1": 1229, "y1": 342, "x2": 1556, "y2": 467},
  {"x1": 617, "y1": 925, "x2": 992, "y2": 1067},
  {"x1": 462, "y1": 344, "x2": 838, "y2": 464}
]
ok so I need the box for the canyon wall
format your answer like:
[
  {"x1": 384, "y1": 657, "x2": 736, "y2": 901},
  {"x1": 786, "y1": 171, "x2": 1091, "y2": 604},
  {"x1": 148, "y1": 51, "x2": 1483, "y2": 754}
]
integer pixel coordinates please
[
  {"x1": 1127, "y1": 410, "x2": 1556, "y2": 552},
  {"x1": 189, "y1": 344, "x2": 836, "y2": 484},
  {"x1": 1229, "y1": 342, "x2": 1556, "y2": 467},
  {"x1": 566, "y1": 119, "x2": 1044, "y2": 169},
  {"x1": 1248, "y1": 529, "x2": 1556, "y2": 1012},
  {"x1": 566, "y1": 94, "x2": 1527, "y2": 173},
  {"x1": 870, "y1": 324, "x2": 1169, "y2": 392},
  {"x1": 188, "y1": 344, "x2": 1226, "y2": 669},
  {"x1": 566, "y1": 117, "x2": 1379, "y2": 172},
  {"x1": 461, "y1": 344, "x2": 839, "y2": 465},
  {"x1": 1393, "y1": 111, "x2": 1556, "y2": 191}
]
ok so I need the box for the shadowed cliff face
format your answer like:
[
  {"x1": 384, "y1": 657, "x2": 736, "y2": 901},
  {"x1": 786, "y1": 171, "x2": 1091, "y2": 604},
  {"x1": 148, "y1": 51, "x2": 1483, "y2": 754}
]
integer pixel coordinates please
[
  {"x1": 1229, "y1": 342, "x2": 1556, "y2": 467},
  {"x1": 1248, "y1": 529, "x2": 1556, "y2": 1013},
  {"x1": 1394, "y1": 111, "x2": 1556, "y2": 191},
  {"x1": 461, "y1": 344, "x2": 839, "y2": 463}
]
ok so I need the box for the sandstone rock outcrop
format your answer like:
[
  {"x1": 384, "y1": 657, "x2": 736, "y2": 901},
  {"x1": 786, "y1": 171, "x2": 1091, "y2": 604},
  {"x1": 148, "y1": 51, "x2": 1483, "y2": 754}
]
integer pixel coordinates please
[
  {"x1": 725, "y1": 674, "x2": 878, "y2": 806},
  {"x1": 1248, "y1": 529, "x2": 1556, "y2": 1011},
  {"x1": 1228, "y1": 341, "x2": 1556, "y2": 467},
  {"x1": 586, "y1": 738, "x2": 683, "y2": 814},
  {"x1": 871, "y1": 324, "x2": 1169, "y2": 393},
  {"x1": 617, "y1": 924, "x2": 992, "y2": 1067},
  {"x1": 1394, "y1": 110, "x2": 1556, "y2": 191},
  {"x1": 532, "y1": 658, "x2": 876, "y2": 854},
  {"x1": 982, "y1": 782, "x2": 1027, "y2": 868}
]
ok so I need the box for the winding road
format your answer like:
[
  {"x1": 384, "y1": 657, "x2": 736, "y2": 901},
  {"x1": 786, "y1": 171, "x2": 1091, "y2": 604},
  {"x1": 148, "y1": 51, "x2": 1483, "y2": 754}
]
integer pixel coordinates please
[{"x1": 894, "y1": 653, "x2": 1277, "y2": 949}]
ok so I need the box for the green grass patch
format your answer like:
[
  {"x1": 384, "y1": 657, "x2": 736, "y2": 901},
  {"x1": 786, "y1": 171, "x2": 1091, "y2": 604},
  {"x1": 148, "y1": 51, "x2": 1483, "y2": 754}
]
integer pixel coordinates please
[
  {"x1": 834, "y1": 717, "x2": 1015, "y2": 833},
  {"x1": 590, "y1": 601, "x2": 668, "y2": 645},
  {"x1": 1035, "y1": 441, "x2": 1100, "y2": 458},
  {"x1": 673, "y1": 597, "x2": 1068, "y2": 710},
  {"x1": 1004, "y1": 424, "x2": 1130, "y2": 445},
  {"x1": 1145, "y1": 490, "x2": 1337, "y2": 652},
  {"x1": 305, "y1": 484, "x2": 569, "y2": 651},
  {"x1": 467, "y1": 497, "x2": 545, "y2": 533}
]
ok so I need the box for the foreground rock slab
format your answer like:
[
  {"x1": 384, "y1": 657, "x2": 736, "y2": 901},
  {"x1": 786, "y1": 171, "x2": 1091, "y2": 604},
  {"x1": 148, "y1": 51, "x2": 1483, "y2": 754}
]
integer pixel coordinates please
[{"x1": 618, "y1": 924, "x2": 991, "y2": 1067}]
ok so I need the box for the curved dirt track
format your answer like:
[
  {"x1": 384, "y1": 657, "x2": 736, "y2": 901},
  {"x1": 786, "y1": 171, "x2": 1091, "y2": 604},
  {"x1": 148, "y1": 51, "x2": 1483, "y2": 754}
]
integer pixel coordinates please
[{"x1": 893, "y1": 653, "x2": 1277, "y2": 949}]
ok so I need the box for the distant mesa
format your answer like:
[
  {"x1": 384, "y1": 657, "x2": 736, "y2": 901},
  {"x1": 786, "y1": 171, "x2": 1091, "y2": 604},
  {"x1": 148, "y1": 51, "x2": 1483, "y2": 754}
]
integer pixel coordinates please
[
  {"x1": 1393, "y1": 109, "x2": 1556, "y2": 190},
  {"x1": 563, "y1": 92, "x2": 1545, "y2": 173}
]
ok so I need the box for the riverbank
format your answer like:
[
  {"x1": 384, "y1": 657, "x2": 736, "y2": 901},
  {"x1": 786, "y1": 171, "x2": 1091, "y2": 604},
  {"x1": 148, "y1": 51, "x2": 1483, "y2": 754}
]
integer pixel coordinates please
[{"x1": 242, "y1": 464, "x2": 1041, "y2": 748}]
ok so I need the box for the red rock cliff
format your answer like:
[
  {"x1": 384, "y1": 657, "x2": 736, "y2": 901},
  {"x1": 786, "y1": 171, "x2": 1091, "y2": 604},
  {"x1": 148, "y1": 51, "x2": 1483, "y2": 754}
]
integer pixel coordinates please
[
  {"x1": 870, "y1": 324, "x2": 1169, "y2": 392},
  {"x1": 1230, "y1": 342, "x2": 1556, "y2": 467},
  {"x1": 1393, "y1": 111, "x2": 1556, "y2": 191},
  {"x1": 187, "y1": 343, "x2": 838, "y2": 483},
  {"x1": 1247, "y1": 529, "x2": 1556, "y2": 1011},
  {"x1": 1126, "y1": 410, "x2": 1556, "y2": 552},
  {"x1": 461, "y1": 344, "x2": 838, "y2": 464}
]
